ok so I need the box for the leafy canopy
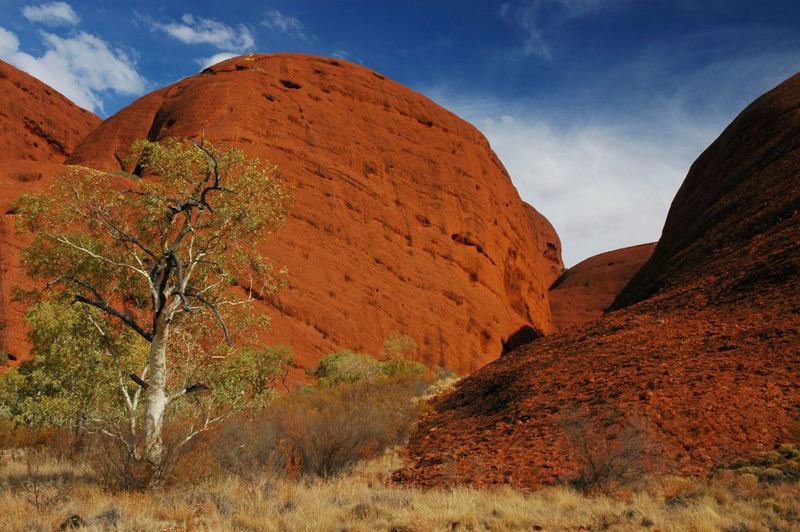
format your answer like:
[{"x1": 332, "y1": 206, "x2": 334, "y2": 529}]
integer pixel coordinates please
[{"x1": 2, "y1": 138, "x2": 294, "y2": 440}]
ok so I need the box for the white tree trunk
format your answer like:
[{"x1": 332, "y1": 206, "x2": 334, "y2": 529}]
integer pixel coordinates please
[{"x1": 144, "y1": 316, "x2": 170, "y2": 465}]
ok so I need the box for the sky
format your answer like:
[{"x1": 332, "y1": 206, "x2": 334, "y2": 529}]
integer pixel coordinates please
[{"x1": 1, "y1": 1, "x2": 799, "y2": 265}]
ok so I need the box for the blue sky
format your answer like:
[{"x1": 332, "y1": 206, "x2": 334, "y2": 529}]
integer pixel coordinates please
[{"x1": 1, "y1": 1, "x2": 799, "y2": 265}]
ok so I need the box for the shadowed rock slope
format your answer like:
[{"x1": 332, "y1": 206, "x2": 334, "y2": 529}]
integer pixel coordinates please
[
  {"x1": 0, "y1": 60, "x2": 99, "y2": 163},
  {"x1": 549, "y1": 243, "x2": 655, "y2": 330},
  {"x1": 395, "y1": 73, "x2": 800, "y2": 489},
  {"x1": 65, "y1": 53, "x2": 558, "y2": 373}
]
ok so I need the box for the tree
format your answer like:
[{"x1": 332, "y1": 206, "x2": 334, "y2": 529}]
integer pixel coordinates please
[{"x1": 12, "y1": 137, "x2": 292, "y2": 474}]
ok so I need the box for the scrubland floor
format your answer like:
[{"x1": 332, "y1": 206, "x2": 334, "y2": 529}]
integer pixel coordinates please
[{"x1": 1, "y1": 449, "x2": 798, "y2": 531}]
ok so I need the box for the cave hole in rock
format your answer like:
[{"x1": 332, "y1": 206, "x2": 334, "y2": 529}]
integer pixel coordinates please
[
  {"x1": 501, "y1": 325, "x2": 542, "y2": 355},
  {"x1": 280, "y1": 79, "x2": 302, "y2": 90}
]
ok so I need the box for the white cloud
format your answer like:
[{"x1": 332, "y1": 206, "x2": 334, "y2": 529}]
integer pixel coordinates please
[
  {"x1": 262, "y1": 9, "x2": 313, "y2": 43},
  {"x1": 423, "y1": 33, "x2": 800, "y2": 266},
  {"x1": 330, "y1": 50, "x2": 350, "y2": 60},
  {"x1": 0, "y1": 27, "x2": 20, "y2": 55},
  {"x1": 196, "y1": 52, "x2": 239, "y2": 70},
  {"x1": 153, "y1": 14, "x2": 254, "y2": 51},
  {"x1": 21, "y1": 1, "x2": 79, "y2": 26},
  {"x1": 0, "y1": 26, "x2": 146, "y2": 113},
  {"x1": 424, "y1": 90, "x2": 716, "y2": 266}
]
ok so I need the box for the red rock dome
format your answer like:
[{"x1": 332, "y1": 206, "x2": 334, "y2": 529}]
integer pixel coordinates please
[
  {"x1": 0, "y1": 60, "x2": 99, "y2": 163},
  {"x1": 66, "y1": 53, "x2": 559, "y2": 373},
  {"x1": 549, "y1": 243, "x2": 655, "y2": 330},
  {"x1": 0, "y1": 60, "x2": 99, "y2": 361}
]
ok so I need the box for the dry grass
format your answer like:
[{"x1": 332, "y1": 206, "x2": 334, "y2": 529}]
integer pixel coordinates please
[{"x1": 1, "y1": 447, "x2": 799, "y2": 531}]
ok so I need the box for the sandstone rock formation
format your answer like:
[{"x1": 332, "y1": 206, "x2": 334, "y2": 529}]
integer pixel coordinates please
[
  {"x1": 524, "y1": 202, "x2": 563, "y2": 287},
  {"x1": 396, "y1": 72, "x2": 800, "y2": 489},
  {"x1": 0, "y1": 61, "x2": 99, "y2": 361},
  {"x1": 60, "y1": 53, "x2": 559, "y2": 373},
  {"x1": 0, "y1": 161, "x2": 67, "y2": 361},
  {"x1": 549, "y1": 243, "x2": 655, "y2": 330},
  {"x1": 0, "y1": 60, "x2": 99, "y2": 163}
]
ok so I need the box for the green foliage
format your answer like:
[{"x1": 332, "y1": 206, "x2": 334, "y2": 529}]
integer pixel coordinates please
[
  {"x1": 381, "y1": 356, "x2": 426, "y2": 377},
  {"x1": 0, "y1": 301, "x2": 146, "y2": 429},
  {"x1": 210, "y1": 345, "x2": 296, "y2": 407},
  {"x1": 309, "y1": 350, "x2": 382, "y2": 388},
  {"x1": 16, "y1": 138, "x2": 292, "y2": 350},
  {"x1": 382, "y1": 330, "x2": 418, "y2": 359},
  {"x1": 309, "y1": 349, "x2": 425, "y2": 389}
]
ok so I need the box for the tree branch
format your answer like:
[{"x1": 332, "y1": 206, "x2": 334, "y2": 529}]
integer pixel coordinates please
[
  {"x1": 74, "y1": 294, "x2": 153, "y2": 342},
  {"x1": 186, "y1": 292, "x2": 231, "y2": 344}
]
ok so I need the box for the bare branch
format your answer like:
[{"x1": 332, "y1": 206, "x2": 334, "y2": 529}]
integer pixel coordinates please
[
  {"x1": 186, "y1": 292, "x2": 231, "y2": 344},
  {"x1": 74, "y1": 294, "x2": 153, "y2": 342}
]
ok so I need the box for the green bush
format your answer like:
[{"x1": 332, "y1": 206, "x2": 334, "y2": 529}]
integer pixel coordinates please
[
  {"x1": 309, "y1": 349, "x2": 426, "y2": 389},
  {"x1": 308, "y1": 350, "x2": 383, "y2": 387}
]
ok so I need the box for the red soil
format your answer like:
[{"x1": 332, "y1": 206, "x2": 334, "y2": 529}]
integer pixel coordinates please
[
  {"x1": 395, "y1": 73, "x2": 800, "y2": 489},
  {"x1": 549, "y1": 243, "x2": 655, "y2": 330},
  {"x1": 0, "y1": 60, "x2": 99, "y2": 163},
  {"x1": 16, "y1": 53, "x2": 559, "y2": 374}
]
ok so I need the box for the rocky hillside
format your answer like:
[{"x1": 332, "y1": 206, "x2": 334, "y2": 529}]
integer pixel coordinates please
[
  {"x1": 396, "y1": 72, "x2": 800, "y2": 489},
  {"x1": 0, "y1": 60, "x2": 100, "y2": 361}
]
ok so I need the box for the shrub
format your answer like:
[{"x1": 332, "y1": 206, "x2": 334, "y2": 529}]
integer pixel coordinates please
[
  {"x1": 309, "y1": 349, "x2": 426, "y2": 388},
  {"x1": 309, "y1": 350, "x2": 383, "y2": 387},
  {"x1": 211, "y1": 371, "x2": 434, "y2": 479},
  {"x1": 382, "y1": 331, "x2": 418, "y2": 359},
  {"x1": 560, "y1": 407, "x2": 658, "y2": 492}
]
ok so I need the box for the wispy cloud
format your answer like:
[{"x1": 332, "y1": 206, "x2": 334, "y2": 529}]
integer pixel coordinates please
[
  {"x1": 0, "y1": 26, "x2": 146, "y2": 113},
  {"x1": 21, "y1": 1, "x2": 79, "y2": 27},
  {"x1": 262, "y1": 9, "x2": 314, "y2": 43},
  {"x1": 423, "y1": 40, "x2": 800, "y2": 265},
  {"x1": 152, "y1": 14, "x2": 255, "y2": 51},
  {"x1": 196, "y1": 51, "x2": 239, "y2": 70},
  {"x1": 449, "y1": 105, "x2": 708, "y2": 266},
  {"x1": 500, "y1": 0, "x2": 618, "y2": 59}
]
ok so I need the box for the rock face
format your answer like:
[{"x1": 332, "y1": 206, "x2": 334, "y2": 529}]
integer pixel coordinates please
[
  {"x1": 396, "y1": 73, "x2": 800, "y2": 489},
  {"x1": 0, "y1": 60, "x2": 99, "y2": 163},
  {"x1": 549, "y1": 243, "x2": 655, "y2": 330},
  {"x1": 613, "y1": 72, "x2": 800, "y2": 310},
  {"x1": 523, "y1": 202, "x2": 563, "y2": 288},
  {"x1": 0, "y1": 61, "x2": 98, "y2": 361},
  {"x1": 66, "y1": 53, "x2": 557, "y2": 373},
  {"x1": 0, "y1": 161, "x2": 67, "y2": 361}
]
